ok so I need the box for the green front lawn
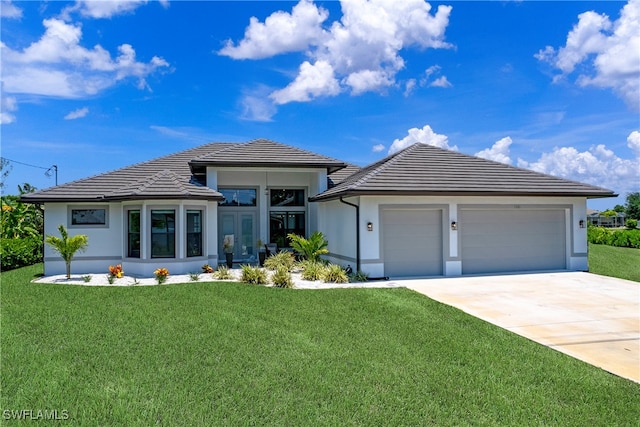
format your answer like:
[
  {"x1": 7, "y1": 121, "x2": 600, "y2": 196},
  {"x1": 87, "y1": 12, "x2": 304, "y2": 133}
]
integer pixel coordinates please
[
  {"x1": 2, "y1": 264, "x2": 639, "y2": 425},
  {"x1": 589, "y1": 243, "x2": 640, "y2": 282}
]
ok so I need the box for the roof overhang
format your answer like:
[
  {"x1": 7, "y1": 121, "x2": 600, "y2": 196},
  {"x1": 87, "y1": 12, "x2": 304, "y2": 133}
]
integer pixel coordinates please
[{"x1": 309, "y1": 189, "x2": 619, "y2": 202}]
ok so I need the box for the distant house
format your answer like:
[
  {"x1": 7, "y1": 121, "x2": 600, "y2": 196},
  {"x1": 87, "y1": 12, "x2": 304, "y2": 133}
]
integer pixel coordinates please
[
  {"x1": 587, "y1": 210, "x2": 626, "y2": 227},
  {"x1": 21, "y1": 139, "x2": 616, "y2": 278}
]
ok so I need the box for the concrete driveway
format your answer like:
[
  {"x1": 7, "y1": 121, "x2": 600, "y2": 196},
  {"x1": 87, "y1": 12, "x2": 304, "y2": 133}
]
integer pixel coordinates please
[{"x1": 399, "y1": 272, "x2": 639, "y2": 383}]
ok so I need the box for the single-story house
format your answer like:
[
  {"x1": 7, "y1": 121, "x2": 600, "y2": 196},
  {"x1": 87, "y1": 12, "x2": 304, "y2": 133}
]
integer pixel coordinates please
[
  {"x1": 21, "y1": 138, "x2": 616, "y2": 278},
  {"x1": 586, "y1": 210, "x2": 626, "y2": 227}
]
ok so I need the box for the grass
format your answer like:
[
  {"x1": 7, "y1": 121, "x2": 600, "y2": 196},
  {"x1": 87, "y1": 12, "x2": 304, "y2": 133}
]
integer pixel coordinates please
[
  {"x1": 589, "y1": 243, "x2": 640, "y2": 282},
  {"x1": 2, "y1": 264, "x2": 639, "y2": 425}
]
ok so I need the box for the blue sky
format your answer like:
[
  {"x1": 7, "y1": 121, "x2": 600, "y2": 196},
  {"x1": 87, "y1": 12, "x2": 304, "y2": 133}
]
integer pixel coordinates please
[{"x1": 1, "y1": 0, "x2": 638, "y2": 210}]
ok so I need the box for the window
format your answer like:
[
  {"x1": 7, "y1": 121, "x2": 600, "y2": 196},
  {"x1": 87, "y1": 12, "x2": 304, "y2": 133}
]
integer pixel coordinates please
[
  {"x1": 186, "y1": 210, "x2": 203, "y2": 257},
  {"x1": 269, "y1": 212, "x2": 305, "y2": 249},
  {"x1": 151, "y1": 210, "x2": 175, "y2": 258},
  {"x1": 71, "y1": 208, "x2": 106, "y2": 225},
  {"x1": 270, "y1": 189, "x2": 305, "y2": 207},
  {"x1": 218, "y1": 188, "x2": 257, "y2": 207},
  {"x1": 128, "y1": 210, "x2": 140, "y2": 258},
  {"x1": 268, "y1": 189, "x2": 306, "y2": 248}
]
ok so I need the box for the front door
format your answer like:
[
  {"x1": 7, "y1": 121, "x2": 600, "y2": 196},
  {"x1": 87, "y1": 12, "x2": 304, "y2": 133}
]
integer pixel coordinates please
[{"x1": 219, "y1": 212, "x2": 257, "y2": 263}]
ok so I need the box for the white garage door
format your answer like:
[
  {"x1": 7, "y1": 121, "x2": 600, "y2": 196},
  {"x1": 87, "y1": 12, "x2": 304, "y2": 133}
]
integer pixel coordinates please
[
  {"x1": 460, "y1": 208, "x2": 566, "y2": 275},
  {"x1": 382, "y1": 208, "x2": 443, "y2": 277}
]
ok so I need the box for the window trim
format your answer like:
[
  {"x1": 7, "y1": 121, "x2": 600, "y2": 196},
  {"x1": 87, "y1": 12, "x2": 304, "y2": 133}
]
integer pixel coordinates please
[
  {"x1": 218, "y1": 187, "x2": 258, "y2": 207},
  {"x1": 150, "y1": 209, "x2": 176, "y2": 259},
  {"x1": 186, "y1": 209, "x2": 203, "y2": 258},
  {"x1": 268, "y1": 187, "x2": 307, "y2": 248},
  {"x1": 126, "y1": 209, "x2": 141, "y2": 259},
  {"x1": 68, "y1": 206, "x2": 108, "y2": 228}
]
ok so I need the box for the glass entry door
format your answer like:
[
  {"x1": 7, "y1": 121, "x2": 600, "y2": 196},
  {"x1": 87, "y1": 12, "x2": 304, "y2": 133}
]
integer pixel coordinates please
[{"x1": 219, "y1": 212, "x2": 256, "y2": 263}]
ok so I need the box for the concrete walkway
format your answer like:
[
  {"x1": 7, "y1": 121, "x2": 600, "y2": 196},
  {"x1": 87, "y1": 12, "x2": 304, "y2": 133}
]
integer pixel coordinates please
[{"x1": 400, "y1": 272, "x2": 639, "y2": 383}]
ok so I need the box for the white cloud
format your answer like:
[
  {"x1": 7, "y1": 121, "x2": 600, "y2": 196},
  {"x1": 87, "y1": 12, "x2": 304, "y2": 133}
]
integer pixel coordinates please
[
  {"x1": 388, "y1": 125, "x2": 456, "y2": 154},
  {"x1": 475, "y1": 137, "x2": 513, "y2": 164},
  {"x1": 627, "y1": 130, "x2": 640, "y2": 157},
  {"x1": 517, "y1": 130, "x2": 640, "y2": 195},
  {"x1": 1, "y1": 0, "x2": 22, "y2": 19},
  {"x1": 1, "y1": 19, "x2": 169, "y2": 99},
  {"x1": 61, "y1": 0, "x2": 167, "y2": 20},
  {"x1": 64, "y1": 107, "x2": 89, "y2": 120},
  {"x1": 372, "y1": 143, "x2": 385, "y2": 152},
  {"x1": 239, "y1": 86, "x2": 277, "y2": 122},
  {"x1": 270, "y1": 60, "x2": 340, "y2": 104},
  {"x1": 536, "y1": 0, "x2": 640, "y2": 110},
  {"x1": 0, "y1": 96, "x2": 17, "y2": 124},
  {"x1": 419, "y1": 64, "x2": 452, "y2": 88},
  {"x1": 404, "y1": 79, "x2": 417, "y2": 97},
  {"x1": 219, "y1": 0, "x2": 328, "y2": 59},
  {"x1": 220, "y1": 0, "x2": 453, "y2": 106},
  {"x1": 429, "y1": 76, "x2": 452, "y2": 88}
]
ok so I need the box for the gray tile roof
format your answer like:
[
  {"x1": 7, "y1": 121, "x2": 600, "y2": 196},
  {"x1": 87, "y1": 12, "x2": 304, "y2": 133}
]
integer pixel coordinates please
[
  {"x1": 310, "y1": 143, "x2": 617, "y2": 201},
  {"x1": 190, "y1": 138, "x2": 347, "y2": 174},
  {"x1": 20, "y1": 143, "x2": 235, "y2": 203}
]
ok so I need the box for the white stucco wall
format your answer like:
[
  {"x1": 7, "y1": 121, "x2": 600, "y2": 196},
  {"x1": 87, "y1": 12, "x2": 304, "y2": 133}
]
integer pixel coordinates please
[
  {"x1": 43, "y1": 201, "x2": 214, "y2": 277},
  {"x1": 317, "y1": 198, "x2": 358, "y2": 268},
  {"x1": 43, "y1": 203, "x2": 123, "y2": 276},
  {"x1": 318, "y1": 195, "x2": 590, "y2": 277}
]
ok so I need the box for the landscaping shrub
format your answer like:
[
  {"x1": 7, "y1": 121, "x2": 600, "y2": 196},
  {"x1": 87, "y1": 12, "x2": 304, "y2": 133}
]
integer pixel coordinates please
[
  {"x1": 587, "y1": 226, "x2": 640, "y2": 248},
  {"x1": 626, "y1": 219, "x2": 638, "y2": 229},
  {"x1": 263, "y1": 250, "x2": 295, "y2": 271},
  {"x1": 215, "y1": 265, "x2": 232, "y2": 280},
  {"x1": 298, "y1": 260, "x2": 325, "y2": 281},
  {"x1": 240, "y1": 265, "x2": 267, "y2": 285},
  {"x1": 271, "y1": 265, "x2": 294, "y2": 288},
  {"x1": 349, "y1": 270, "x2": 369, "y2": 283},
  {"x1": 322, "y1": 264, "x2": 349, "y2": 283},
  {"x1": 0, "y1": 236, "x2": 43, "y2": 271},
  {"x1": 287, "y1": 231, "x2": 329, "y2": 262}
]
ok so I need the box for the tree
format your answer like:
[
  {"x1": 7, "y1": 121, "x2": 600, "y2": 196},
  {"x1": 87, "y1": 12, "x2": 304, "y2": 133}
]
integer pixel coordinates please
[
  {"x1": 626, "y1": 192, "x2": 640, "y2": 220},
  {"x1": 0, "y1": 158, "x2": 12, "y2": 191},
  {"x1": 287, "y1": 231, "x2": 329, "y2": 262},
  {"x1": 613, "y1": 204, "x2": 626, "y2": 213},
  {"x1": 601, "y1": 209, "x2": 618, "y2": 218},
  {"x1": 45, "y1": 225, "x2": 89, "y2": 279},
  {"x1": 1, "y1": 184, "x2": 43, "y2": 239}
]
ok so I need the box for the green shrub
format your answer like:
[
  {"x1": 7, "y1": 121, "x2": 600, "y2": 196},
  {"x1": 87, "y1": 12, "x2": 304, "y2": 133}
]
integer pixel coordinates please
[
  {"x1": 264, "y1": 250, "x2": 295, "y2": 271},
  {"x1": 626, "y1": 219, "x2": 638, "y2": 229},
  {"x1": 0, "y1": 236, "x2": 43, "y2": 271},
  {"x1": 240, "y1": 265, "x2": 267, "y2": 285},
  {"x1": 322, "y1": 264, "x2": 349, "y2": 284},
  {"x1": 588, "y1": 226, "x2": 640, "y2": 248},
  {"x1": 189, "y1": 272, "x2": 200, "y2": 281},
  {"x1": 271, "y1": 265, "x2": 294, "y2": 288},
  {"x1": 298, "y1": 260, "x2": 325, "y2": 281},
  {"x1": 215, "y1": 265, "x2": 232, "y2": 280},
  {"x1": 287, "y1": 231, "x2": 329, "y2": 262},
  {"x1": 349, "y1": 270, "x2": 369, "y2": 283}
]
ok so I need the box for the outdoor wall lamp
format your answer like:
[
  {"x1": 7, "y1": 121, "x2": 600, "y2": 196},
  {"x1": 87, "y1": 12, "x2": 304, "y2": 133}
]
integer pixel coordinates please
[
  {"x1": 579, "y1": 219, "x2": 585, "y2": 228},
  {"x1": 367, "y1": 222, "x2": 373, "y2": 232},
  {"x1": 451, "y1": 221, "x2": 457, "y2": 230}
]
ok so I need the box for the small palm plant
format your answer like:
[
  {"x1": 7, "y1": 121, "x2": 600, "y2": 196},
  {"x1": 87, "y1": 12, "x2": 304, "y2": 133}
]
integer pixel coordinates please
[
  {"x1": 44, "y1": 225, "x2": 89, "y2": 279},
  {"x1": 287, "y1": 231, "x2": 329, "y2": 262}
]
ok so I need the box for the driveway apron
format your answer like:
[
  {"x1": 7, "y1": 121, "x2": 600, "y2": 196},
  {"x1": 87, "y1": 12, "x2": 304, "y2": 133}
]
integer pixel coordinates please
[{"x1": 402, "y1": 272, "x2": 639, "y2": 383}]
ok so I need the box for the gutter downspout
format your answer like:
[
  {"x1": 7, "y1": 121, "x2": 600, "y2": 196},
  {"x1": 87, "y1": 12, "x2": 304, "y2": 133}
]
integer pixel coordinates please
[{"x1": 339, "y1": 196, "x2": 360, "y2": 272}]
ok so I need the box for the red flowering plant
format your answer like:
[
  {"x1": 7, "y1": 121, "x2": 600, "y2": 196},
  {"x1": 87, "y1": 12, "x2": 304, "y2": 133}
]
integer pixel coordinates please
[
  {"x1": 154, "y1": 268, "x2": 169, "y2": 284},
  {"x1": 108, "y1": 264, "x2": 124, "y2": 279}
]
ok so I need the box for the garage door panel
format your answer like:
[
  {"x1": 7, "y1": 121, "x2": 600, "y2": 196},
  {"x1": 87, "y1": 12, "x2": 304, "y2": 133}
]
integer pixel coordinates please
[
  {"x1": 382, "y1": 208, "x2": 443, "y2": 277},
  {"x1": 461, "y1": 209, "x2": 566, "y2": 274}
]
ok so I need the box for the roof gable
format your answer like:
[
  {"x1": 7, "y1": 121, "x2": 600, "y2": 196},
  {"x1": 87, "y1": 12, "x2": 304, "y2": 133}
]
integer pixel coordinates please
[
  {"x1": 311, "y1": 143, "x2": 616, "y2": 201},
  {"x1": 189, "y1": 139, "x2": 347, "y2": 173},
  {"x1": 20, "y1": 143, "x2": 232, "y2": 203}
]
